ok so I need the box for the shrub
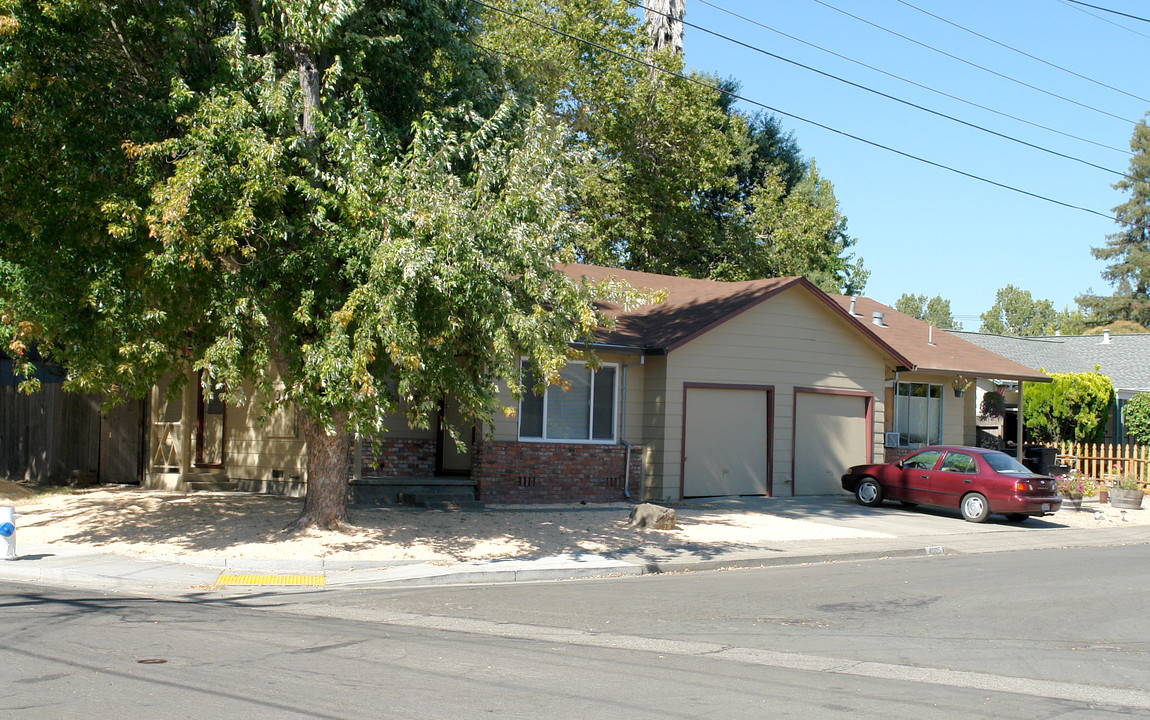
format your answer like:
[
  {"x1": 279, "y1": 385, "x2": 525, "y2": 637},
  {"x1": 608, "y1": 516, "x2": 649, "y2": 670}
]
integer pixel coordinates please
[
  {"x1": 1023, "y1": 370, "x2": 1115, "y2": 444},
  {"x1": 1122, "y1": 393, "x2": 1150, "y2": 445}
]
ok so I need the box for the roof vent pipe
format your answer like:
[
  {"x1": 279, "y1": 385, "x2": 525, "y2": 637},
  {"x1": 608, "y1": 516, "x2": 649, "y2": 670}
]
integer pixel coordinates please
[
  {"x1": 1102, "y1": 329, "x2": 1111, "y2": 344},
  {"x1": 849, "y1": 296, "x2": 858, "y2": 316},
  {"x1": 872, "y1": 311, "x2": 885, "y2": 327}
]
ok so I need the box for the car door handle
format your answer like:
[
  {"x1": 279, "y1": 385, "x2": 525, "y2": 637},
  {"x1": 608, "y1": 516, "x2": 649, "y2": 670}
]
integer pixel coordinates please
[
  {"x1": 964, "y1": 479, "x2": 972, "y2": 483},
  {"x1": 919, "y1": 474, "x2": 929, "y2": 479}
]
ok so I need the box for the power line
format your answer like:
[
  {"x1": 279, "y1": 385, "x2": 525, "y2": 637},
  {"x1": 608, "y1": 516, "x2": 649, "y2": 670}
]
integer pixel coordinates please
[
  {"x1": 470, "y1": 0, "x2": 1114, "y2": 219},
  {"x1": 895, "y1": 0, "x2": 1150, "y2": 105},
  {"x1": 807, "y1": 0, "x2": 1139, "y2": 125},
  {"x1": 696, "y1": 0, "x2": 1130, "y2": 156},
  {"x1": 1064, "y1": 0, "x2": 1150, "y2": 23},
  {"x1": 656, "y1": 0, "x2": 1126, "y2": 176},
  {"x1": 1057, "y1": 0, "x2": 1150, "y2": 39}
]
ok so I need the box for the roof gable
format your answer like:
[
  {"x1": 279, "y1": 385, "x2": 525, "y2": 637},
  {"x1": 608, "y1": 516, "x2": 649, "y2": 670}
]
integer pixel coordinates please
[{"x1": 561, "y1": 264, "x2": 911, "y2": 366}]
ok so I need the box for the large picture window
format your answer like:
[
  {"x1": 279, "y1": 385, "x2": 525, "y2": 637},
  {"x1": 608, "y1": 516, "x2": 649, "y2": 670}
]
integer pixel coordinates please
[
  {"x1": 519, "y1": 361, "x2": 617, "y2": 442},
  {"x1": 895, "y1": 382, "x2": 942, "y2": 447}
]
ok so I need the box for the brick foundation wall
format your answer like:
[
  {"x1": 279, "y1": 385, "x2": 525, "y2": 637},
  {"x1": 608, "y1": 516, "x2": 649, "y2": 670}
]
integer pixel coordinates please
[
  {"x1": 360, "y1": 437, "x2": 436, "y2": 477},
  {"x1": 473, "y1": 441, "x2": 643, "y2": 504},
  {"x1": 884, "y1": 446, "x2": 915, "y2": 464}
]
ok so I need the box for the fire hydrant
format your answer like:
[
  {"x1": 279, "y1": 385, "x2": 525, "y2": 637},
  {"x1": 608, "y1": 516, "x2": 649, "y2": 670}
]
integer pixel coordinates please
[{"x1": 1, "y1": 505, "x2": 19, "y2": 560}]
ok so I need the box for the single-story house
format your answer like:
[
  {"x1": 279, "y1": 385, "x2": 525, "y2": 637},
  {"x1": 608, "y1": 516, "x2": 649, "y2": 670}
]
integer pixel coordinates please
[
  {"x1": 954, "y1": 330, "x2": 1150, "y2": 445},
  {"x1": 139, "y1": 264, "x2": 1051, "y2": 503}
]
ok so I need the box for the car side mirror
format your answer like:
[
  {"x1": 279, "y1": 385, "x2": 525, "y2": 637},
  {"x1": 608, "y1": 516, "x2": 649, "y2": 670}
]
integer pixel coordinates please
[{"x1": 895, "y1": 460, "x2": 903, "y2": 469}]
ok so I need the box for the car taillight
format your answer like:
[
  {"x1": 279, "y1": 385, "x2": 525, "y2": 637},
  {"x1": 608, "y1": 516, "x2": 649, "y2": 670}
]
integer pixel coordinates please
[{"x1": 1014, "y1": 481, "x2": 1030, "y2": 492}]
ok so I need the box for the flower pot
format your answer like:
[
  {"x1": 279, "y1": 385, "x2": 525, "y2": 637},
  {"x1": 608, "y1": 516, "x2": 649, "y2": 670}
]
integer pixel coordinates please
[
  {"x1": 1058, "y1": 492, "x2": 1083, "y2": 510},
  {"x1": 1110, "y1": 488, "x2": 1144, "y2": 510}
]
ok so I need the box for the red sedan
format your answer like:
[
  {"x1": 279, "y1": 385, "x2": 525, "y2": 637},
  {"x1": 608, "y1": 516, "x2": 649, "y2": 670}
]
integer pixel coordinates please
[{"x1": 841, "y1": 445, "x2": 1062, "y2": 523}]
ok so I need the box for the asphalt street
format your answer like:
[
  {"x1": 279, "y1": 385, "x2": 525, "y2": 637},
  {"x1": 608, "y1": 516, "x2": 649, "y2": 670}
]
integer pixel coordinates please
[{"x1": 4, "y1": 543, "x2": 1149, "y2": 719}]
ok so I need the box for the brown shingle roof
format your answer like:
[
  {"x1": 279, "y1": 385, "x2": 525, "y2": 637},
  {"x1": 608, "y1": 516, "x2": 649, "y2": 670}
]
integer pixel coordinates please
[
  {"x1": 559, "y1": 265, "x2": 910, "y2": 366},
  {"x1": 829, "y1": 295, "x2": 1050, "y2": 382}
]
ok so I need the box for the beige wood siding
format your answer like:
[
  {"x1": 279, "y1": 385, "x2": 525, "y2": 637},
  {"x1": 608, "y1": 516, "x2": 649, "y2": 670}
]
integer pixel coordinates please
[{"x1": 657, "y1": 286, "x2": 889, "y2": 500}]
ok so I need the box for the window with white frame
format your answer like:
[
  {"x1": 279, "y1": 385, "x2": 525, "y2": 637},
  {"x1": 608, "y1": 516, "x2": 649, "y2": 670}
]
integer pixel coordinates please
[
  {"x1": 895, "y1": 382, "x2": 943, "y2": 447},
  {"x1": 519, "y1": 360, "x2": 617, "y2": 442}
]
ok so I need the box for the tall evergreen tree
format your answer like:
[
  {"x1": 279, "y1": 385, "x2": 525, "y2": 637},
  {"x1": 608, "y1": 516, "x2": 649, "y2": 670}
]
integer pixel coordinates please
[{"x1": 1078, "y1": 118, "x2": 1150, "y2": 326}]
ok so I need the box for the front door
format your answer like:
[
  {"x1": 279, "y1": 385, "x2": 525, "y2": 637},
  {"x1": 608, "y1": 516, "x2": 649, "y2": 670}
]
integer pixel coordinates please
[
  {"x1": 195, "y1": 379, "x2": 225, "y2": 467},
  {"x1": 437, "y1": 396, "x2": 473, "y2": 475}
]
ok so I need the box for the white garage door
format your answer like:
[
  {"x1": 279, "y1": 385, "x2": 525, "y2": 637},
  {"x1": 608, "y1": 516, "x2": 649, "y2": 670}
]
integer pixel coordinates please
[
  {"x1": 794, "y1": 391, "x2": 868, "y2": 495},
  {"x1": 683, "y1": 387, "x2": 770, "y2": 497}
]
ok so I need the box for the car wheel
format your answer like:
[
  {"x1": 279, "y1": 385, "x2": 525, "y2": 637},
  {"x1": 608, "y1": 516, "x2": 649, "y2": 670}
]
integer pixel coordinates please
[
  {"x1": 960, "y1": 493, "x2": 990, "y2": 523},
  {"x1": 856, "y1": 478, "x2": 883, "y2": 507},
  {"x1": 1005, "y1": 513, "x2": 1028, "y2": 523}
]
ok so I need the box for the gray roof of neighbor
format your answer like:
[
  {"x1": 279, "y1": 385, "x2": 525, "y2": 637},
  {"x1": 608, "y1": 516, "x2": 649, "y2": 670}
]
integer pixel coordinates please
[{"x1": 953, "y1": 331, "x2": 1150, "y2": 393}]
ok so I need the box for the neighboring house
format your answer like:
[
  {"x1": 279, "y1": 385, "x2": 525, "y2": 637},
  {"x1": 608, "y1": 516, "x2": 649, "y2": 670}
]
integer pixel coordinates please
[
  {"x1": 138, "y1": 264, "x2": 1050, "y2": 504},
  {"x1": 954, "y1": 330, "x2": 1150, "y2": 445},
  {"x1": 826, "y1": 297, "x2": 1049, "y2": 462}
]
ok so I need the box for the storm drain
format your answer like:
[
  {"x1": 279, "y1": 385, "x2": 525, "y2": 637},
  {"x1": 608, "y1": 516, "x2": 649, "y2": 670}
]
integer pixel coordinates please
[{"x1": 216, "y1": 573, "x2": 325, "y2": 587}]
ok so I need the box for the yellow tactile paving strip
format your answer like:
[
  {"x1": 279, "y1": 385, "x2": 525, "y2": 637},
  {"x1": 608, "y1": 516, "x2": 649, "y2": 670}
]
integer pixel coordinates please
[{"x1": 216, "y1": 573, "x2": 325, "y2": 587}]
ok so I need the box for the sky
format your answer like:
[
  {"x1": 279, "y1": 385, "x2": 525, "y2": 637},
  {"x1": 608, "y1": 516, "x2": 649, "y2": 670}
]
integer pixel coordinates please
[{"x1": 681, "y1": 0, "x2": 1146, "y2": 328}]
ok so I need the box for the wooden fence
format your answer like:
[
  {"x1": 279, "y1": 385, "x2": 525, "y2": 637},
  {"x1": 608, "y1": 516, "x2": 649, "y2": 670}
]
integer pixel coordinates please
[{"x1": 1043, "y1": 441, "x2": 1149, "y2": 484}]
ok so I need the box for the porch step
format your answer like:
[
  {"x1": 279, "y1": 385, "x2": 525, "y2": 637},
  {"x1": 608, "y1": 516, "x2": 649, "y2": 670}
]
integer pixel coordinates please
[
  {"x1": 184, "y1": 478, "x2": 239, "y2": 493},
  {"x1": 350, "y1": 475, "x2": 480, "y2": 507},
  {"x1": 396, "y1": 486, "x2": 483, "y2": 510}
]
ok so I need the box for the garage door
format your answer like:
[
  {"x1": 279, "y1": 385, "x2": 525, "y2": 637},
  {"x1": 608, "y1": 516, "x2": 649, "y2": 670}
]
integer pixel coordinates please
[
  {"x1": 682, "y1": 387, "x2": 770, "y2": 497},
  {"x1": 794, "y1": 391, "x2": 869, "y2": 495}
]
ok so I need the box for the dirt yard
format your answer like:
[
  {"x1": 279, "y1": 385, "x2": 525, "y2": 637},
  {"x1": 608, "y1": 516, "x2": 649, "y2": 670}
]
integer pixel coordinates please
[{"x1": 1, "y1": 480, "x2": 1144, "y2": 563}]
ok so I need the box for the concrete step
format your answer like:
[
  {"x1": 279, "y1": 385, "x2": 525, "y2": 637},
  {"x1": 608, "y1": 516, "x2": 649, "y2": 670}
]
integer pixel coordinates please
[
  {"x1": 350, "y1": 476, "x2": 479, "y2": 507},
  {"x1": 396, "y1": 486, "x2": 483, "y2": 510},
  {"x1": 184, "y1": 479, "x2": 239, "y2": 492}
]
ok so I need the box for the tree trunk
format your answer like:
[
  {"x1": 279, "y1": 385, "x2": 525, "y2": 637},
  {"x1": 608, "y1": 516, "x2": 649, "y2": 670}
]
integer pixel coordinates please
[{"x1": 288, "y1": 409, "x2": 352, "y2": 532}]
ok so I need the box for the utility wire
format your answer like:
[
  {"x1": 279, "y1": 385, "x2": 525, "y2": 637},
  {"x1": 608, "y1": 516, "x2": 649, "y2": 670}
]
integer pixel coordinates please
[
  {"x1": 1057, "y1": 0, "x2": 1150, "y2": 39},
  {"x1": 895, "y1": 0, "x2": 1150, "y2": 104},
  {"x1": 808, "y1": 0, "x2": 1138, "y2": 125},
  {"x1": 629, "y1": 0, "x2": 1124, "y2": 177},
  {"x1": 695, "y1": 0, "x2": 1130, "y2": 157},
  {"x1": 469, "y1": 0, "x2": 1114, "y2": 219},
  {"x1": 1064, "y1": 0, "x2": 1150, "y2": 23}
]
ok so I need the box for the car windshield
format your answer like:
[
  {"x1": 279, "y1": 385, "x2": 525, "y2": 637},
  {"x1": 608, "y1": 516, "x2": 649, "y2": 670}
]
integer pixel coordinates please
[{"x1": 982, "y1": 452, "x2": 1031, "y2": 474}]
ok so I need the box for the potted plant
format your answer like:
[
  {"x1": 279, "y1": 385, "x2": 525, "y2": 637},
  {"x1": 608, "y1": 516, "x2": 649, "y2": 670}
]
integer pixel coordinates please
[
  {"x1": 1055, "y1": 472, "x2": 1097, "y2": 511},
  {"x1": 1109, "y1": 474, "x2": 1145, "y2": 510}
]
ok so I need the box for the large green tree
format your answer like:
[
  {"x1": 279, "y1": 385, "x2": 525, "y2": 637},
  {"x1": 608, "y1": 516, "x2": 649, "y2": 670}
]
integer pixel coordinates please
[
  {"x1": 478, "y1": 0, "x2": 867, "y2": 293},
  {"x1": 894, "y1": 293, "x2": 961, "y2": 330},
  {"x1": 1078, "y1": 117, "x2": 1150, "y2": 327},
  {"x1": 979, "y1": 285, "x2": 1057, "y2": 336},
  {"x1": 0, "y1": 0, "x2": 642, "y2": 530}
]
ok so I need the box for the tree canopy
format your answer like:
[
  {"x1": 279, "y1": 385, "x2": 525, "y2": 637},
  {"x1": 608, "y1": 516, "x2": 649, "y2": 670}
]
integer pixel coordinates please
[
  {"x1": 477, "y1": 0, "x2": 867, "y2": 293},
  {"x1": 894, "y1": 293, "x2": 961, "y2": 330},
  {"x1": 0, "y1": 0, "x2": 644, "y2": 529},
  {"x1": 979, "y1": 285, "x2": 1057, "y2": 336},
  {"x1": 1078, "y1": 117, "x2": 1150, "y2": 327}
]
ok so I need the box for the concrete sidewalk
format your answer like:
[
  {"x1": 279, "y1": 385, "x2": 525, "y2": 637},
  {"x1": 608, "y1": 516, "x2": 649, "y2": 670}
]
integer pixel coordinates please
[{"x1": 2, "y1": 497, "x2": 1149, "y2": 594}]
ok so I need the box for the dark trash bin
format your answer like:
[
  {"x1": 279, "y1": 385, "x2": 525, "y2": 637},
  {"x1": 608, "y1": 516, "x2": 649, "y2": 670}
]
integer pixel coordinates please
[{"x1": 1022, "y1": 446, "x2": 1057, "y2": 476}]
